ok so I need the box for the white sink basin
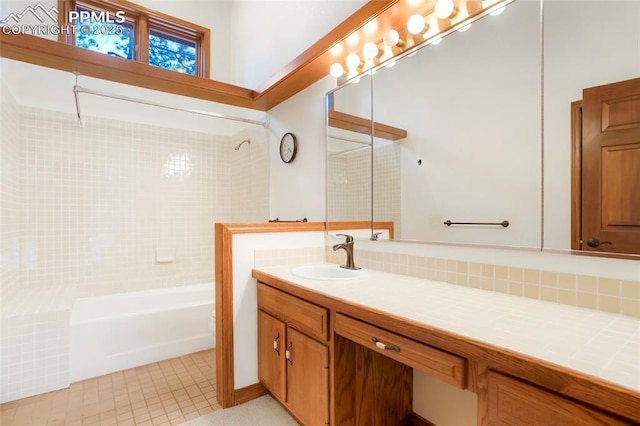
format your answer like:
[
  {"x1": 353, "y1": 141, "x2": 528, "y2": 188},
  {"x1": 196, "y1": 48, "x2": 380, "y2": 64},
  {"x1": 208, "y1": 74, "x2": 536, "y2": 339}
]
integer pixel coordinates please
[{"x1": 291, "y1": 264, "x2": 368, "y2": 281}]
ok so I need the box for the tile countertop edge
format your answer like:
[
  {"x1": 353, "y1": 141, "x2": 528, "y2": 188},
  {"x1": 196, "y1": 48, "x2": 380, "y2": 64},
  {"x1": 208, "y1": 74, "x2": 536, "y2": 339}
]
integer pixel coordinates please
[{"x1": 251, "y1": 265, "x2": 640, "y2": 401}]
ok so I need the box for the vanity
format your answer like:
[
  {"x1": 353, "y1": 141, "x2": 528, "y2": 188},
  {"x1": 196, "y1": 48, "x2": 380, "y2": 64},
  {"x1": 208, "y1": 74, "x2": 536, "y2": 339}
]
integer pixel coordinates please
[{"x1": 252, "y1": 265, "x2": 640, "y2": 425}]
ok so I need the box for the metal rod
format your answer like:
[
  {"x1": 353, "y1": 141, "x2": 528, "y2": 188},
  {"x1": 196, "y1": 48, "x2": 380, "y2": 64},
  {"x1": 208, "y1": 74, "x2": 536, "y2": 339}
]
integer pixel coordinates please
[
  {"x1": 73, "y1": 85, "x2": 268, "y2": 127},
  {"x1": 73, "y1": 85, "x2": 85, "y2": 127},
  {"x1": 268, "y1": 218, "x2": 308, "y2": 223},
  {"x1": 444, "y1": 220, "x2": 510, "y2": 228}
]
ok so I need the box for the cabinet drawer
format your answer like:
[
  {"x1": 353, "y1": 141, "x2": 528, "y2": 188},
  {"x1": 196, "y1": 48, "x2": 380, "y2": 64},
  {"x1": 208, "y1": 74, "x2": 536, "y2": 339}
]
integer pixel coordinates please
[
  {"x1": 335, "y1": 313, "x2": 466, "y2": 389},
  {"x1": 485, "y1": 371, "x2": 628, "y2": 425},
  {"x1": 258, "y1": 283, "x2": 328, "y2": 341}
]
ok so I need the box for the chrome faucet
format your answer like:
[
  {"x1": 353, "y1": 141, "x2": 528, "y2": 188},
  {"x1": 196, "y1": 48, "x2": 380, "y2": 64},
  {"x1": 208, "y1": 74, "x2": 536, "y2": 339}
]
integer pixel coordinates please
[{"x1": 332, "y1": 234, "x2": 361, "y2": 270}]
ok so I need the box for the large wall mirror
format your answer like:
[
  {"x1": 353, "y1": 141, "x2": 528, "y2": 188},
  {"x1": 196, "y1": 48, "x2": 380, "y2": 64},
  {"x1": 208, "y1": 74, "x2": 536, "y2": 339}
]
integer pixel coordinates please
[
  {"x1": 543, "y1": 0, "x2": 640, "y2": 258},
  {"x1": 327, "y1": 0, "x2": 543, "y2": 249}
]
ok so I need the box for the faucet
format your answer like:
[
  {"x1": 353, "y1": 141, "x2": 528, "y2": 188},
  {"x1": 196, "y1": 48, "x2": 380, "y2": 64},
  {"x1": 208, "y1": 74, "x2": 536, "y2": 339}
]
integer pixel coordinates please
[{"x1": 332, "y1": 234, "x2": 361, "y2": 270}]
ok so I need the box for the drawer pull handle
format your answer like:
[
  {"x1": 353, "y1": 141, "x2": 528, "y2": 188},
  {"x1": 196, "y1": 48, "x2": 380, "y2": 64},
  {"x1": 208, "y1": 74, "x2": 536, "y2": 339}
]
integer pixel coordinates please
[
  {"x1": 273, "y1": 332, "x2": 280, "y2": 355},
  {"x1": 372, "y1": 337, "x2": 400, "y2": 352}
]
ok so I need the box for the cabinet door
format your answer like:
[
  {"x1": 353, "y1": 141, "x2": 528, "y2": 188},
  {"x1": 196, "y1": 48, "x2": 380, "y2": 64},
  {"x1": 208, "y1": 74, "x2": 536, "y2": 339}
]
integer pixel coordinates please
[
  {"x1": 286, "y1": 328, "x2": 329, "y2": 426},
  {"x1": 484, "y1": 371, "x2": 628, "y2": 425},
  {"x1": 258, "y1": 310, "x2": 286, "y2": 402}
]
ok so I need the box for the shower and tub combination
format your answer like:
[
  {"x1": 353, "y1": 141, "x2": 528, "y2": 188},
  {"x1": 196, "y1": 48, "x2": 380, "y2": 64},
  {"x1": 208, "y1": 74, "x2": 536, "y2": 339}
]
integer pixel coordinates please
[{"x1": 70, "y1": 283, "x2": 216, "y2": 382}]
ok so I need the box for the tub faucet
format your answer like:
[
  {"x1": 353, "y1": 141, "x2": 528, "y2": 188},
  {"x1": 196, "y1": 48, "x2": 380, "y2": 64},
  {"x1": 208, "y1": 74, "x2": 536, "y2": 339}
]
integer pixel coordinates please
[{"x1": 332, "y1": 234, "x2": 361, "y2": 270}]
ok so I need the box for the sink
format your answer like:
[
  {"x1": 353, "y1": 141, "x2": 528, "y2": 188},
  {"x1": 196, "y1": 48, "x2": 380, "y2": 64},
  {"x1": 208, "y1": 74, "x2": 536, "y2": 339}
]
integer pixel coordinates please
[{"x1": 291, "y1": 264, "x2": 368, "y2": 281}]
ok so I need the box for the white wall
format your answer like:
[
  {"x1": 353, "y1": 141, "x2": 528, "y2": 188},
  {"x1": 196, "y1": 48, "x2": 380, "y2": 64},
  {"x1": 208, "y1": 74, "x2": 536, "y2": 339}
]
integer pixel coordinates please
[
  {"x1": 232, "y1": 232, "x2": 326, "y2": 388},
  {"x1": 268, "y1": 75, "x2": 335, "y2": 221},
  {"x1": 543, "y1": 0, "x2": 640, "y2": 250},
  {"x1": 229, "y1": 0, "x2": 365, "y2": 89}
]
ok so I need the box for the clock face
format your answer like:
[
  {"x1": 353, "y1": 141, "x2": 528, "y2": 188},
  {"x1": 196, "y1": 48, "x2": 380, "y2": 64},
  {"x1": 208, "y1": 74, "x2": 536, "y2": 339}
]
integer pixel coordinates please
[{"x1": 280, "y1": 132, "x2": 297, "y2": 163}]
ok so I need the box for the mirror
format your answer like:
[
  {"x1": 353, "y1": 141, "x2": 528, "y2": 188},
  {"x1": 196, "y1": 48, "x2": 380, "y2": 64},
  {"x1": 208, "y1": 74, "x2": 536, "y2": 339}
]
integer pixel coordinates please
[
  {"x1": 543, "y1": 0, "x2": 640, "y2": 257},
  {"x1": 327, "y1": 73, "x2": 374, "y2": 236},
  {"x1": 327, "y1": 0, "x2": 543, "y2": 248}
]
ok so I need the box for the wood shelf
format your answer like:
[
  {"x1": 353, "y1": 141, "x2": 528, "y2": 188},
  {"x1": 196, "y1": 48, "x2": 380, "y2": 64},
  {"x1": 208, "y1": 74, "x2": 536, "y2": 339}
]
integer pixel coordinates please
[{"x1": 328, "y1": 109, "x2": 407, "y2": 141}]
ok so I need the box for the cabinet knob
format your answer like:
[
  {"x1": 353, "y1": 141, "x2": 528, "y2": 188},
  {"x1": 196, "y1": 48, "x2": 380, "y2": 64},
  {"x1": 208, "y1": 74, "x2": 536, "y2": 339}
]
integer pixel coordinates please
[{"x1": 273, "y1": 332, "x2": 280, "y2": 355}]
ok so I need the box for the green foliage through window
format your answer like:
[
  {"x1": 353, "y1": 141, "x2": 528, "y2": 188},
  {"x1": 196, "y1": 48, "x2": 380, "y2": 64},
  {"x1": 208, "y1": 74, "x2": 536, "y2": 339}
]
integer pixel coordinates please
[
  {"x1": 149, "y1": 30, "x2": 197, "y2": 76},
  {"x1": 74, "y1": 6, "x2": 134, "y2": 60}
]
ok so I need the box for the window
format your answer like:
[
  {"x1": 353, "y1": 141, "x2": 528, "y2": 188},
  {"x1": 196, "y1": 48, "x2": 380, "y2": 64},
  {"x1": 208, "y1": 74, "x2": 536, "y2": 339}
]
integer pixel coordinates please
[{"x1": 58, "y1": 0, "x2": 210, "y2": 77}]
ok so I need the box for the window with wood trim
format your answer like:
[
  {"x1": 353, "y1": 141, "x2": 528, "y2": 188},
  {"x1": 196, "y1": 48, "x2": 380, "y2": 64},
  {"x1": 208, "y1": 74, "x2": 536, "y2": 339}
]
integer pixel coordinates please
[{"x1": 57, "y1": 0, "x2": 210, "y2": 78}]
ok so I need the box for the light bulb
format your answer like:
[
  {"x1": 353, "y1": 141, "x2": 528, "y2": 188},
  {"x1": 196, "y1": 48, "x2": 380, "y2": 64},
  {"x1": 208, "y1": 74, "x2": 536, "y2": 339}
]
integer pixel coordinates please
[
  {"x1": 383, "y1": 29, "x2": 400, "y2": 47},
  {"x1": 362, "y1": 42, "x2": 379, "y2": 60},
  {"x1": 490, "y1": 6, "x2": 505, "y2": 16},
  {"x1": 346, "y1": 32, "x2": 360, "y2": 46},
  {"x1": 435, "y1": 0, "x2": 455, "y2": 19},
  {"x1": 330, "y1": 63, "x2": 344, "y2": 77},
  {"x1": 329, "y1": 43, "x2": 343, "y2": 57},
  {"x1": 407, "y1": 14, "x2": 426, "y2": 34},
  {"x1": 458, "y1": 23, "x2": 472, "y2": 32},
  {"x1": 363, "y1": 19, "x2": 378, "y2": 34},
  {"x1": 346, "y1": 53, "x2": 361, "y2": 70}
]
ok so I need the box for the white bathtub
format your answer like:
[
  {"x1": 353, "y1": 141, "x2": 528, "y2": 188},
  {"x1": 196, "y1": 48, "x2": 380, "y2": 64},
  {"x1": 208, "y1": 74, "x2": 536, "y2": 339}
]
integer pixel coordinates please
[{"x1": 70, "y1": 283, "x2": 215, "y2": 382}]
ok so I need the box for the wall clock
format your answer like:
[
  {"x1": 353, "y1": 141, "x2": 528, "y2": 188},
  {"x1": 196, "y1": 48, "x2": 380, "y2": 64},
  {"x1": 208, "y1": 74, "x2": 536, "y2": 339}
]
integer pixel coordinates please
[{"x1": 279, "y1": 132, "x2": 297, "y2": 163}]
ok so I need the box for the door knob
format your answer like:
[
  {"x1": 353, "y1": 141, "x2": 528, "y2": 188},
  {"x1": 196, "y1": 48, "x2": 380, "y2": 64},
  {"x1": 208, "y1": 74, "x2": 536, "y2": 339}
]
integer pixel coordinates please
[{"x1": 586, "y1": 237, "x2": 612, "y2": 248}]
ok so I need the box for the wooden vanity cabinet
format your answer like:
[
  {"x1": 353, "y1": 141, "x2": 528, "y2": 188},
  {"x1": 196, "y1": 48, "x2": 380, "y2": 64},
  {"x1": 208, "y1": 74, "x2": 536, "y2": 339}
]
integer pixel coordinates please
[
  {"x1": 482, "y1": 371, "x2": 629, "y2": 425},
  {"x1": 257, "y1": 283, "x2": 330, "y2": 426}
]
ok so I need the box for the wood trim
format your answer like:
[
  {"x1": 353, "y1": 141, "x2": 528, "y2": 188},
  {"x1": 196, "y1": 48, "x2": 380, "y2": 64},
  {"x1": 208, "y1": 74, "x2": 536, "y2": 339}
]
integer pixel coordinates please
[
  {"x1": 328, "y1": 109, "x2": 408, "y2": 141},
  {"x1": 214, "y1": 221, "x2": 376, "y2": 408},
  {"x1": 327, "y1": 220, "x2": 395, "y2": 239},
  {"x1": 411, "y1": 412, "x2": 437, "y2": 426},
  {"x1": 252, "y1": 271, "x2": 640, "y2": 423},
  {"x1": 233, "y1": 382, "x2": 268, "y2": 406},
  {"x1": 0, "y1": 33, "x2": 257, "y2": 108},
  {"x1": 571, "y1": 100, "x2": 582, "y2": 251},
  {"x1": 2, "y1": 1, "x2": 394, "y2": 111}
]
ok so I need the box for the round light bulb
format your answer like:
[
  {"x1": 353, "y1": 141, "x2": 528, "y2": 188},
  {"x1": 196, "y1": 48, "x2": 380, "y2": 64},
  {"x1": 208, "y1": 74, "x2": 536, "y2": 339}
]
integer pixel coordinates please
[
  {"x1": 490, "y1": 6, "x2": 505, "y2": 16},
  {"x1": 363, "y1": 19, "x2": 378, "y2": 34},
  {"x1": 330, "y1": 63, "x2": 344, "y2": 77},
  {"x1": 458, "y1": 23, "x2": 472, "y2": 32},
  {"x1": 383, "y1": 30, "x2": 400, "y2": 47},
  {"x1": 346, "y1": 53, "x2": 361, "y2": 69},
  {"x1": 362, "y1": 42, "x2": 379, "y2": 60},
  {"x1": 407, "y1": 14, "x2": 425, "y2": 34},
  {"x1": 435, "y1": 0, "x2": 455, "y2": 19},
  {"x1": 329, "y1": 43, "x2": 343, "y2": 57}
]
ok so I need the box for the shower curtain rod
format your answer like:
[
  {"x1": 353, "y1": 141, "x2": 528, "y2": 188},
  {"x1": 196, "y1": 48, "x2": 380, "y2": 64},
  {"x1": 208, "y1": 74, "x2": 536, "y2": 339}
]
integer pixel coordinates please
[{"x1": 72, "y1": 85, "x2": 268, "y2": 127}]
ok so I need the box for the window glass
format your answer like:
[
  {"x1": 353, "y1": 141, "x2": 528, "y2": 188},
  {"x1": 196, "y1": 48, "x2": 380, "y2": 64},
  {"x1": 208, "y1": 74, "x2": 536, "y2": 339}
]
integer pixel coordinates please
[
  {"x1": 74, "y1": 6, "x2": 135, "y2": 59},
  {"x1": 149, "y1": 29, "x2": 197, "y2": 75}
]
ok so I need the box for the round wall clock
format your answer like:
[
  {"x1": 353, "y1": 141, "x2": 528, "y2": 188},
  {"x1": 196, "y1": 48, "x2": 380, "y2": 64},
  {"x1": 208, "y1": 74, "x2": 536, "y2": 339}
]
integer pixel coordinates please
[{"x1": 279, "y1": 132, "x2": 297, "y2": 163}]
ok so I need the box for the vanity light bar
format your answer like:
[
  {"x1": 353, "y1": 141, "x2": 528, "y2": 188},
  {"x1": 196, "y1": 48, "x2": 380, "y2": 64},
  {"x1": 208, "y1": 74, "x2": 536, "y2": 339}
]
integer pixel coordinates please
[{"x1": 328, "y1": 0, "x2": 516, "y2": 84}]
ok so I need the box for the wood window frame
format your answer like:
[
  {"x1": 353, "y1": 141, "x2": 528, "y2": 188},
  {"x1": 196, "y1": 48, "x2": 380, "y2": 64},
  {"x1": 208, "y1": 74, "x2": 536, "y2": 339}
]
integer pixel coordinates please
[{"x1": 57, "y1": 0, "x2": 210, "y2": 78}]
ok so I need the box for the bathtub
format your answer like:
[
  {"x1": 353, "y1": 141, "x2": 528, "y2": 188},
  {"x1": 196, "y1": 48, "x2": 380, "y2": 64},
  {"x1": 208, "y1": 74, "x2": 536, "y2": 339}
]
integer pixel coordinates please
[{"x1": 70, "y1": 283, "x2": 215, "y2": 382}]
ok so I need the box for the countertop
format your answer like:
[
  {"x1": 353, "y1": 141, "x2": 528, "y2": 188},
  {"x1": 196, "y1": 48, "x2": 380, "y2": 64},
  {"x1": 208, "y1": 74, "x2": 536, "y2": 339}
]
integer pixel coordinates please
[{"x1": 254, "y1": 263, "x2": 640, "y2": 393}]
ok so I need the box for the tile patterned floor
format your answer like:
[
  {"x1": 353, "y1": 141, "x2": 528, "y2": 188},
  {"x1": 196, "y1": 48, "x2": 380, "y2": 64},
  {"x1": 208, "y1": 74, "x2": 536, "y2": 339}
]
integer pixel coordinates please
[{"x1": 0, "y1": 349, "x2": 218, "y2": 426}]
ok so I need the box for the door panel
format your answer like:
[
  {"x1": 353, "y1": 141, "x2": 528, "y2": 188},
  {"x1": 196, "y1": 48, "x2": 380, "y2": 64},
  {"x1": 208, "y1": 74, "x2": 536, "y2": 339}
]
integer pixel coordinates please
[
  {"x1": 286, "y1": 328, "x2": 329, "y2": 426},
  {"x1": 582, "y1": 78, "x2": 640, "y2": 254},
  {"x1": 257, "y1": 310, "x2": 286, "y2": 402}
]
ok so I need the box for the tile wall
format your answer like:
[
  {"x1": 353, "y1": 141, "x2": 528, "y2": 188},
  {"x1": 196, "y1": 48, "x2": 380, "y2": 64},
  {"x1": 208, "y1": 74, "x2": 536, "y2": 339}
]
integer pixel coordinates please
[
  {"x1": 326, "y1": 248, "x2": 640, "y2": 318},
  {"x1": 327, "y1": 143, "x2": 401, "y2": 235},
  {"x1": 0, "y1": 105, "x2": 269, "y2": 403},
  {"x1": 1, "y1": 95, "x2": 21, "y2": 300}
]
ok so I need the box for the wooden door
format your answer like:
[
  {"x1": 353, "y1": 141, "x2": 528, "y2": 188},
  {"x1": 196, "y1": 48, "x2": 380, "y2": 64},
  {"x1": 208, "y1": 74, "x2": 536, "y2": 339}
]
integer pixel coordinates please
[
  {"x1": 286, "y1": 328, "x2": 329, "y2": 426},
  {"x1": 257, "y1": 310, "x2": 286, "y2": 402},
  {"x1": 581, "y1": 78, "x2": 640, "y2": 254}
]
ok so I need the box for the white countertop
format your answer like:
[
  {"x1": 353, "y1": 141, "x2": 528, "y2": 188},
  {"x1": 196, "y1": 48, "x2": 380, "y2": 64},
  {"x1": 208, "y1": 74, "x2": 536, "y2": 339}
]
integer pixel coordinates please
[{"x1": 255, "y1": 263, "x2": 640, "y2": 393}]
